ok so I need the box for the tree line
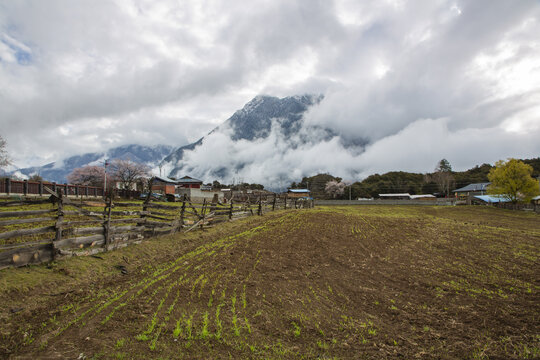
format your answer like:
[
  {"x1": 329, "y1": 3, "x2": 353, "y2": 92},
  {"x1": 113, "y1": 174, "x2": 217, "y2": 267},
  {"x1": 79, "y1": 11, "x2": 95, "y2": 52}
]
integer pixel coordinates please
[{"x1": 291, "y1": 158, "x2": 540, "y2": 203}]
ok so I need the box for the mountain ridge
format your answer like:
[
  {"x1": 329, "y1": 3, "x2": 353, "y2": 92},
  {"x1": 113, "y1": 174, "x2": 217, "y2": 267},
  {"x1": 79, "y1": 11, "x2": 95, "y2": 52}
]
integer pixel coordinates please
[{"x1": 162, "y1": 94, "x2": 328, "y2": 182}]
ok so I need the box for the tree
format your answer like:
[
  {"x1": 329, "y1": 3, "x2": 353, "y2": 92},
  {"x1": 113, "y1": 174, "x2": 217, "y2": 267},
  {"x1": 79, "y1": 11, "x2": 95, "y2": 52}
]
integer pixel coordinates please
[
  {"x1": 488, "y1": 158, "x2": 540, "y2": 203},
  {"x1": 295, "y1": 173, "x2": 341, "y2": 198},
  {"x1": 432, "y1": 158, "x2": 455, "y2": 197},
  {"x1": 28, "y1": 174, "x2": 43, "y2": 182},
  {"x1": 437, "y1": 158, "x2": 452, "y2": 172},
  {"x1": 109, "y1": 159, "x2": 150, "y2": 191},
  {"x1": 68, "y1": 166, "x2": 111, "y2": 187},
  {"x1": 0, "y1": 135, "x2": 11, "y2": 170},
  {"x1": 325, "y1": 180, "x2": 346, "y2": 199}
]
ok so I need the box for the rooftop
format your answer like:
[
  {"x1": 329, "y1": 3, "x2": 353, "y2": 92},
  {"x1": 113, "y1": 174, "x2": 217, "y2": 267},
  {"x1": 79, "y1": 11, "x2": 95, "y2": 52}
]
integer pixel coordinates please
[
  {"x1": 177, "y1": 176, "x2": 203, "y2": 184},
  {"x1": 410, "y1": 194, "x2": 436, "y2": 199},
  {"x1": 153, "y1": 176, "x2": 179, "y2": 184},
  {"x1": 379, "y1": 193, "x2": 411, "y2": 197},
  {"x1": 453, "y1": 183, "x2": 490, "y2": 193},
  {"x1": 474, "y1": 195, "x2": 511, "y2": 203}
]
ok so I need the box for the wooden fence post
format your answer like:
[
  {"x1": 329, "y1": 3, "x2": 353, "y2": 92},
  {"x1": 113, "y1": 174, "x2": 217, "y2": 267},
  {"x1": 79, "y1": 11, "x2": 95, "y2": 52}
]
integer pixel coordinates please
[
  {"x1": 248, "y1": 199, "x2": 253, "y2": 216},
  {"x1": 103, "y1": 193, "x2": 112, "y2": 250},
  {"x1": 284, "y1": 194, "x2": 287, "y2": 209},
  {"x1": 5, "y1": 178, "x2": 10, "y2": 195},
  {"x1": 200, "y1": 199, "x2": 207, "y2": 230},
  {"x1": 53, "y1": 189, "x2": 64, "y2": 260},
  {"x1": 39, "y1": 181, "x2": 43, "y2": 197},
  {"x1": 272, "y1": 194, "x2": 276, "y2": 211},
  {"x1": 180, "y1": 194, "x2": 187, "y2": 228},
  {"x1": 139, "y1": 180, "x2": 153, "y2": 235},
  {"x1": 23, "y1": 180, "x2": 28, "y2": 196},
  {"x1": 257, "y1": 195, "x2": 262, "y2": 216},
  {"x1": 229, "y1": 199, "x2": 234, "y2": 220}
]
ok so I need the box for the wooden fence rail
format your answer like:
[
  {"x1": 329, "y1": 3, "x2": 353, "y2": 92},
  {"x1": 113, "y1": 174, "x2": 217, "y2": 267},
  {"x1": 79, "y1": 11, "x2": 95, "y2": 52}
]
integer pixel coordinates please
[
  {"x1": 0, "y1": 178, "x2": 143, "y2": 199},
  {"x1": 0, "y1": 192, "x2": 314, "y2": 269}
]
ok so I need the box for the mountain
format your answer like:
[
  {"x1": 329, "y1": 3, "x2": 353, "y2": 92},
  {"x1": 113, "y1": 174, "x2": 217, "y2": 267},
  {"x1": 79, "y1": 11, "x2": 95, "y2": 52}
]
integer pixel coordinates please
[
  {"x1": 13, "y1": 144, "x2": 173, "y2": 183},
  {"x1": 161, "y1": 94, "x2": 334, "y2": 184}
]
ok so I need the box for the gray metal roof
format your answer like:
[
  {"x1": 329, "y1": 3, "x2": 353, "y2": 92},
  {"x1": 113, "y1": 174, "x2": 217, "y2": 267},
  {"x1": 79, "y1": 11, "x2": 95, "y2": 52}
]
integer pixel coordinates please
[
  {"x1": 177, "y1": 176, "x2": 203, "y2": 184},
  {"x1": 474, "y1": 195, "x2": 510, "y2": 203},
  {"x1": 452, "y1": 182, "x2": 490, "y2": 192},
  {"x1": 153, "y1": 176, "x2": 179, "y2": 184}
]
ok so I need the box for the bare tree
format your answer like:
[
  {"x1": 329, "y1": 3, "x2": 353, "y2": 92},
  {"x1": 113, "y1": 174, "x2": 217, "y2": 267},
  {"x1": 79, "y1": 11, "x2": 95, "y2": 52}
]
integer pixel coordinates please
[
  {"x1": 0, "y1": 135, "x2": 11, "y2": 170},
  {"x1": 325, "y1": 180, "x2": 346, "y2": 199},
  {"x1": 68, "y1": 166, "x2": 111, "y2": 187},
  {"x1": 109, "y1": 159, "x2": 150, "y2": 191}
]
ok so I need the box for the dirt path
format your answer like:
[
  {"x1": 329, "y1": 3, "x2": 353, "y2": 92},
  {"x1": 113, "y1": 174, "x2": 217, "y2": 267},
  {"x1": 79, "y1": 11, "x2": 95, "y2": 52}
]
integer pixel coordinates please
[{"x1": 1, "y1": 206, "x2": 539, "y2": 359}]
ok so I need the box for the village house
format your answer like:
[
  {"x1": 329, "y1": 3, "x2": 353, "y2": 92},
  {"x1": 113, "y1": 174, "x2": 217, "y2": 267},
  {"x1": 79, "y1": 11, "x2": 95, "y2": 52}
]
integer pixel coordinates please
[
  {"x1": 287, "y1": 188, "x2": 311, "y2": 199},
  {"x1": 151, "y1": 176, "x2": 178, "y2": 195},
  {"x1": 175, "y1": 176, "x2": 224, "y2": 202},
  {"x1": 176, "y1": 176, "x2": 203, "y2": 189},
  {"x1": 452, "y1": 182, "x2": 490, "y2": 198},
  {"x1": 452, "y1": 182, "x2": 490, "y2": 204}
]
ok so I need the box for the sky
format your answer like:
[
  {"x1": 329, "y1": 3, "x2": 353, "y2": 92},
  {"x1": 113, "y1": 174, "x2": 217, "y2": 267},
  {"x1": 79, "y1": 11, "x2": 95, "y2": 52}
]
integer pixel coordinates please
[{"x1": 1, "y1": 0, "x2": 539, "y2": 183}]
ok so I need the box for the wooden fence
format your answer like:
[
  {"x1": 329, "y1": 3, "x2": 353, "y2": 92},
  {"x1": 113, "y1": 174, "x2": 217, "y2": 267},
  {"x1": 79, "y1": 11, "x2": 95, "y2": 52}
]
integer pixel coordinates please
[
  {"x1": 0, "y1": 178, "x2": 142, "y2": 199},
  {"x1": 0, "y1": 178, "x2": 105, "y2": 197},
  {"x1": 0, "y1": 189, "x2": 314, "y2": 270}
]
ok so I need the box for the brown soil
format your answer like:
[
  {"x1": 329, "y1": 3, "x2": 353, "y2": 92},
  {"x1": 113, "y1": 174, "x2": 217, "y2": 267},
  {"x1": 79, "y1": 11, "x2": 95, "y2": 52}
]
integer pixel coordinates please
[{"x1": 1, "y1": 206, "x2": 539, "y2": 359}]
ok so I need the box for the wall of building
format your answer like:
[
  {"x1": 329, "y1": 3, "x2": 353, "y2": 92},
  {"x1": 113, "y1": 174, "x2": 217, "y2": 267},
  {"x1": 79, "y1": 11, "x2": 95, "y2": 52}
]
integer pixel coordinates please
[
  {"x1": 152, "y1": 184, "x2": 176, "y2": 194},
  {"x1": 176, "y1": 187, "x2": 224, "y2": 202},
  {"x1": 288, "y1": 192, "x2": 310, "y2": 198}
]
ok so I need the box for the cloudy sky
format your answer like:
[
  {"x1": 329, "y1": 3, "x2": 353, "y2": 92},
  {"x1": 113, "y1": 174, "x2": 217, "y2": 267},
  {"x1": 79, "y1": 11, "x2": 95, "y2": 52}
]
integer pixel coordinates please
[{"x1": 1, "y1": 0, "x2": 539, "y2": 182}]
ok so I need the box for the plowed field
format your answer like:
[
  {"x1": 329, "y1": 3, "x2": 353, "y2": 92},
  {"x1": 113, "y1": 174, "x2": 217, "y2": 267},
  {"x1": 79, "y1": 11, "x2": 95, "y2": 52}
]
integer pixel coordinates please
[{"x1": 1, "y1": 206, "x2": 539, "y2": 359}]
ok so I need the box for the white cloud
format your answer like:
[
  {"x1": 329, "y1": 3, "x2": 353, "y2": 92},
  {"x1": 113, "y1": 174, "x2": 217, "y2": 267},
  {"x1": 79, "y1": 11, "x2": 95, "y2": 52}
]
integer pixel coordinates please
[
  {"x1": 0, "y1": 0, "x2": 538, "y2": 183},
  {"x1": 356, "y1": 118, "x2": 540, "y2": 176},
  {"x1": 171, "y1": 114, "x2": 540, "y2": 188}
]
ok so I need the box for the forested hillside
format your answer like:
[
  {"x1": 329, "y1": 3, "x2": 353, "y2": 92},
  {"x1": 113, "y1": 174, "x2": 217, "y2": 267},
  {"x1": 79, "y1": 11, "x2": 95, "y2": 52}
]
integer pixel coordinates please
[{"x1": 293, "y1": 158, "x2": 540, "y2": 199}]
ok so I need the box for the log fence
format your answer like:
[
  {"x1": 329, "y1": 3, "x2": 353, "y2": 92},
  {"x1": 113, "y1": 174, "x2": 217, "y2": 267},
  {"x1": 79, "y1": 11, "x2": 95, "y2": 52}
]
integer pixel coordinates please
[
  {"x1": 0, "y1": 178, "x2": 106, "y2": 198},
  {"x1": 0, "y1": 178, "x2": 143, "y2": 199},
  {"x1": 0, "y1": 190, "x2": 314, "y2": 269}
]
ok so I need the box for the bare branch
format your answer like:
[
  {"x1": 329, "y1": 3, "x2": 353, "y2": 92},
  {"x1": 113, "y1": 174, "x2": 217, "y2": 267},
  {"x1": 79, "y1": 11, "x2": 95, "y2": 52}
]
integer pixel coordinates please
[{"x1": 108, "y1": 159, "x2": 150, "y2": 191}]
